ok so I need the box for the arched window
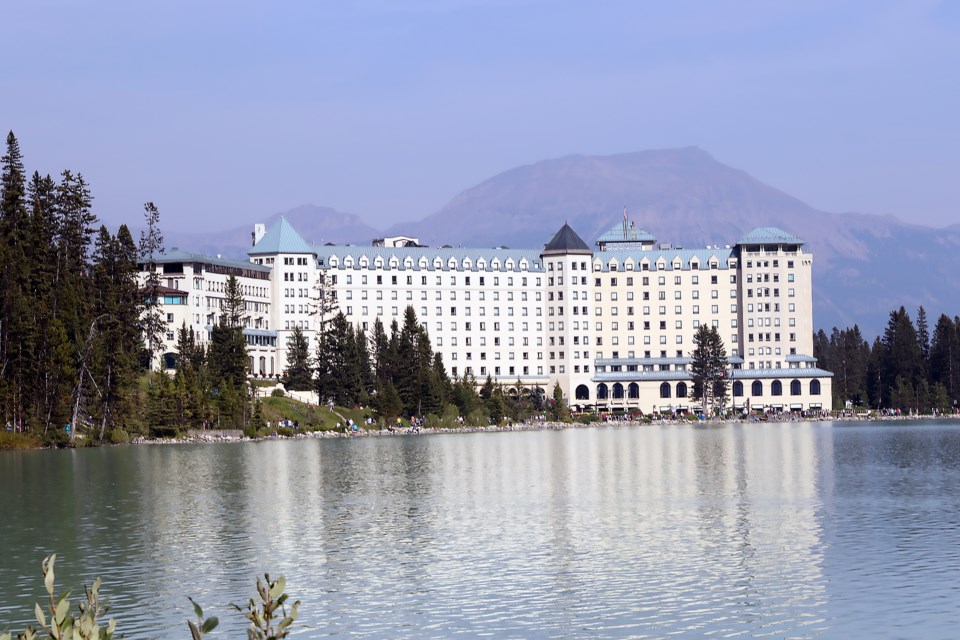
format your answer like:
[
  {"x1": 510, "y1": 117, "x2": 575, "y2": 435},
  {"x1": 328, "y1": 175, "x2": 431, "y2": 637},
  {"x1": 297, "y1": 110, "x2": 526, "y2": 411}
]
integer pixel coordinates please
[
  {"x1": 259, "y1": 356, "x2": 266, "y2": 375},
  {"x1": 597, "y1": 384, "x2": 609, "y2": 400},
  {"x1": 248, "y1": 356, "x2": 254, "y2": 372},
  {"x1": 810, "y1": 379, "x2": 821, "y2": 395},
  {"x1": 613, "y1": 383, "x2": 624, "y2": 399},
  {"x1": 628, "y1": 383, "x2": 639, "y2": 399},
  {"x1": 752, "y1": 380, "x2": 763, "y2": 396},
  {"x1": 772, "y1": 380, "x2": 783, "y2": 396},
  {"x1": 733, "y1": 381, "x2": 744, "y2": 397},
  {"x1": 660, "y1": 382, "x2": 672, "y2": 398},
  {"x1": 162, "y1": 352, "x2": 178, "y2": 370},
  {"x1": 676, "y1": 382, "x2": 688, "y2": 398},
  {"x1": 575, "y1": 384, "x2": 590, "y2": 400},
  {"x1": 790, "y1": 379, "x2": 801, "y2": 396}
]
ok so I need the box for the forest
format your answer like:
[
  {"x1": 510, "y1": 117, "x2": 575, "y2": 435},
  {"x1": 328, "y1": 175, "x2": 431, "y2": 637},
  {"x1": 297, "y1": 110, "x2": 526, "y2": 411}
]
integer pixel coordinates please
[
  {"x1": 0, "y1": 132, "x2": 157, "y2": 444},
  {"x1": 813, "y1": 306, "x2": 960, "y2": 412},
  {"x1": 3, "y1": 130, "x2": 958, "y2": 449}
]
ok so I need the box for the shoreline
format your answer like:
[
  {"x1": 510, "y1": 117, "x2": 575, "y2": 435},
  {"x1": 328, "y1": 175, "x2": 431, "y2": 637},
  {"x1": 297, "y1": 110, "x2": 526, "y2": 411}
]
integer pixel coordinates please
[{"x1": 128, "y1": 412, "x2": 960, "y2": 446}]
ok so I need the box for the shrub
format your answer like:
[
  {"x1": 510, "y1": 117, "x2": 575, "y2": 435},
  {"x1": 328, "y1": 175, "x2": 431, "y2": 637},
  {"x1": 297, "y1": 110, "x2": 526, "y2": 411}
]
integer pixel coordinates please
[
  {"x1": 0, "y1": 431, "x2": 41, "y2": 450},
  {"x1": 2, "y1": 555, "x2": 299, "y2": 640},
  {"x1": 270, "y1": 389, "x2": 285, "y2": 397},
  {"x1": 276, "y1": 427, "x2": 295, "y2": 438},
  {"x1": 108, "y1": 429, "x2": 130, "y2": 445},
  {"x1": 41, "y1": 427, "x2": 70, "y2": 448},
  {"x1": 465, "y1": 408, "x2": 489, "y2": 426}
]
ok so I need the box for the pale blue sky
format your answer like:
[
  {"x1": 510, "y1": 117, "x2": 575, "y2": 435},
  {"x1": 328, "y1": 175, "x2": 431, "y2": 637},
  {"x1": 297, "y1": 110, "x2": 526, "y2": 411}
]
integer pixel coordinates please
[{"x1": 4, "y1": 0, "x2": 958, "y2": 231}]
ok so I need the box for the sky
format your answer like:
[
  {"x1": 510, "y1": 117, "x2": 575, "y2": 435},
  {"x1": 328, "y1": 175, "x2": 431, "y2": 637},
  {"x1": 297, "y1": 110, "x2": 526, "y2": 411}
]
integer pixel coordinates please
[{"x1": 4, "y1": 0, "x2": 959, "y2": 232}]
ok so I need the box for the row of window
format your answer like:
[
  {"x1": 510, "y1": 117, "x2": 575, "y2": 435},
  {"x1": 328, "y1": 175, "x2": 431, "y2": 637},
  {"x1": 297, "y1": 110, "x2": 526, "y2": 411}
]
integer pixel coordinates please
[{"x1": 343, "y1": 289, "x2": 533, "y2": 301}]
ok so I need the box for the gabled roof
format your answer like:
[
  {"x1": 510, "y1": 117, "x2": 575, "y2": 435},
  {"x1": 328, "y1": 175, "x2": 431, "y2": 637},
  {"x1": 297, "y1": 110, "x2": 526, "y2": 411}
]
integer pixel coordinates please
[
  {"x1": 316, "y1": 245, "x2": 544, "y2": 272},
  {"x1": 592, "y1": 247, "x2": 735, "y2": 272},
  {"x1": 248, "y1": 217, "x2": 316, "y2": 256},
  {"x1": 541, "y1": 223, "x2": 592, "y2": 255},
  {"x1": 736, "y1": 227, "x2": 804, "y2": 246},
  {"x1": 596, "y1": 220, "x2": 656, "y2": 245}
]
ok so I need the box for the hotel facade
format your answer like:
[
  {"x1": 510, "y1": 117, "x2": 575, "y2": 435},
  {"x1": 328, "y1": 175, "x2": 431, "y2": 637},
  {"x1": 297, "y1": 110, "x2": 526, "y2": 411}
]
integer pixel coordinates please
[{"x1": 145, "y1": 217, "x2": 833, "y2": 414}]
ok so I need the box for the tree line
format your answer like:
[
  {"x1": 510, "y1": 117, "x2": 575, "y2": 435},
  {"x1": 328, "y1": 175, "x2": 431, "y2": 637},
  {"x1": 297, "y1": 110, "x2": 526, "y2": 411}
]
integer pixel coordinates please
[
  {"x1": 0, "y1": 131, "x2": 255, "y2": 444},
  {"x1": 284, "y1": 305, "x2": 561, "y2": 425},
  {"x1": 0, "y1": 132, "x2": 151, "y2": 443},
  {"x1": 146, "y1": 275, "x2": 253, "y2": 434},
  {"x1": 814, "y1": 306, "x2": 960, "y2": 411}
]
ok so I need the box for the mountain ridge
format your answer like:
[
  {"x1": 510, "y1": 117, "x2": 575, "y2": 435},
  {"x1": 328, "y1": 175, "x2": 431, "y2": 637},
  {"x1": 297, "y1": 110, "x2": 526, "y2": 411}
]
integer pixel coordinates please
[{"x1": 165, "y1": 148, "x2": 959, "y2": 337}]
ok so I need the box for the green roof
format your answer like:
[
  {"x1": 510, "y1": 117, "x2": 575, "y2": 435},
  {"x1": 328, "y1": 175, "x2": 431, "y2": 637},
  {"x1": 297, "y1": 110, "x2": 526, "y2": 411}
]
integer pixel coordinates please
[
  {"x1": 144, "y1": 248, "x2": 271, "y2": 273},
  {"x1": 596, "y1": 220, "x2": 656, "y2": 245},
  {"x1": 736, "y1": 227, "x2": 804, "y2": 246},
  {"x1": 248, "y1": 217, "x2": 316, "y2": 256}
]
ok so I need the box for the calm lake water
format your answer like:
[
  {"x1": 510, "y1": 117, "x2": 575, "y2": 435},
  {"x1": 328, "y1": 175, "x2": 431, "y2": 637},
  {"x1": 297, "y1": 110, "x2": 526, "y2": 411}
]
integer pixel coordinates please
[{"x1": 2, "y1": 420, "x2": 960, "y2": 639}]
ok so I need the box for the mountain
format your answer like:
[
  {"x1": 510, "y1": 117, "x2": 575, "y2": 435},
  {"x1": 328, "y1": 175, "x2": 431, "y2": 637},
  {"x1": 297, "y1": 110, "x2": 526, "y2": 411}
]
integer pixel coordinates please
[
  {"x1": 175, "y1": 149, "x2": 958, "y2": 337},
  {"x1": 164, "y1": 204, "x2": 380, "y2": 258},
  {"x1": 384, "y1": 148, "x2": 960, "y2": 336}
]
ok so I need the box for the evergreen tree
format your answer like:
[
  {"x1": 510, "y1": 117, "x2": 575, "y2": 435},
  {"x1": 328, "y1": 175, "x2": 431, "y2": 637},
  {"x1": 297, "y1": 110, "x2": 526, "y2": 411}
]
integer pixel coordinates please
[
  {"x1": 146, "y1": 371, "x2": 177, "y2": 433},
  {"x1": 26, "y1": 172, "x2": 61, "y2": 431},
  {"x1": 929, "y1": 314, "x2": 959, "y2": 405},
  {"x1": 917, "y1": 305, "x2": 930, "y2": 363},
  {"x1": 370, "y1": 317, "x2": 390, "y2": 383},
  {"x1": 0, "y1": 132, "x2": 33, "y2": 430},
  {"x1": 690, "y1": 325, "x2": 728, "y2": 415},
  {"x1": 173, "y1": 323, "x2": 209, "y2": 428},
  {"x1": 373, "y1": 379, "x2": 403, "y2": 420},
  {"x1": 315, "y1": 312, "x2": 357, "y2": 405},
  {"x1": 549, "y1": 382, "x2": 568, "y2": 420},
  {"x1": 283, "y1": 326, "x2": 313, "y2": 390},
  {"x1": 138, "y1": 202, "x2": 165, "y2": 368},
  {"x1": 354, "y1": 327, "x2": 374, "y2": 403},
  {"x1": 866, "y1": 336, "x2": 885, "y2": 408},
  {"x1": 880, "y1": 307, "x2": 924, "y2": 409},
  {"x1": 87, "y1": 225, "x2": 141, "y2": 438},
  {"x1": 208, "y1": 279, "x2": 249, "y2": 428},
  {"x1": 451, "y1": 373, "x2": 481, "y2": 416},
  {"x1": 310, "y1": 268, "x2": 339, "y2": 332}
]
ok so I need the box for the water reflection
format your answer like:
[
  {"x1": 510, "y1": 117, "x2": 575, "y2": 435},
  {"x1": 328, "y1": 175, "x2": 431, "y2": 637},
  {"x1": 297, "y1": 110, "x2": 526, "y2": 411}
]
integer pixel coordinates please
[{"x1": 2, "y1": 422, "x2": 960, "y2": 638}]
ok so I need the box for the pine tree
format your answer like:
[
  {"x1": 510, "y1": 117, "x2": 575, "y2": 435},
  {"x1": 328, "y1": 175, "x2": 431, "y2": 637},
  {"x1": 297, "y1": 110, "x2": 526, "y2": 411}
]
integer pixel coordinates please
[
  {"x1": 451, "y1": 373, "x2": 481, "y2": 416},
  {"x1": 173, "y1": 323, "x2": 208, "y2": 428},
  {"x1": 690, "y1": 325, "x2": 728, "y2": 415},
  {"x1": 929, "y1": 314, "x2": 959, "y2": 405},
  {"x1": 370, "y1": 317, "x2": 390, "y2": 383},
  {"x1": 373, "y1": 380, "x2": 403, "y2": 420},
  {"x1": 549, "y1": 381, "x2": 568, "y2": 420},
  {"x1": 26, "y1": 172, "x2": 60, "y2": 430},
  {"x1": 206, "y1": 278, "x2": 249, "y2": 428},
  {"x1": 283, "y1": 326, "x2": 313, "y2": 390},
  {"x1": 139, "y1": 202, "x2": 165, "y2": 368},
  {"x1": 880, "y1": 307, "x2": 923, "y2": 409},
  {"x1": 310, "y1": 268, "x2": 338, "y2": 332},
  {"x1": 354, "y1": 326, "x2": 374, "y2": 403},
  {"x1": 917, "y1": 305, "x2": 930, "y2": 383},
  {"x1": 0, "y1": 132, "x2": 32, "y2": 430}
]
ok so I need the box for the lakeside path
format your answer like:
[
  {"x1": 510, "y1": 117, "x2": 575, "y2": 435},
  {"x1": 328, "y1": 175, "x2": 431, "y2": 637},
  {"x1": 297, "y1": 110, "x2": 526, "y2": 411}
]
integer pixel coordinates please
[{"x1": 129, "y1": 412, "x2": 960, "y2": 445}]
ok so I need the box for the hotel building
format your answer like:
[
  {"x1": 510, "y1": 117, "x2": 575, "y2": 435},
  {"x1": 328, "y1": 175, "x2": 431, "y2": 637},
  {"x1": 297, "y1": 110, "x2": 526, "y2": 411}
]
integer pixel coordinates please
[{"x1": 148, "y1": 216, "x2": 833, "y2": 413}]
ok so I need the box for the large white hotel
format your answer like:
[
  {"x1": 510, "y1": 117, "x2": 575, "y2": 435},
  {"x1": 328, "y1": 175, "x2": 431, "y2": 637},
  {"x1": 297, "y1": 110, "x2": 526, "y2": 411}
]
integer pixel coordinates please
[{"x1": 143, "y1": 216, "x2": 833, "y2": 414}]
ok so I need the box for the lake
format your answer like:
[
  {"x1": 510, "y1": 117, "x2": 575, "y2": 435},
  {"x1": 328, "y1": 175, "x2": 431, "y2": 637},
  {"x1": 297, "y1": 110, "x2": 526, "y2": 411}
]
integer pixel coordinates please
[{"x1": 2, "y1": 420, "x2": 960, "y2": 639}]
